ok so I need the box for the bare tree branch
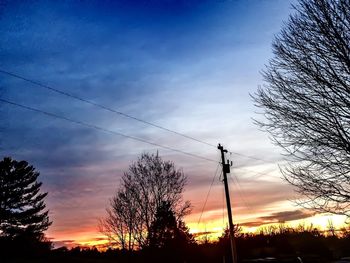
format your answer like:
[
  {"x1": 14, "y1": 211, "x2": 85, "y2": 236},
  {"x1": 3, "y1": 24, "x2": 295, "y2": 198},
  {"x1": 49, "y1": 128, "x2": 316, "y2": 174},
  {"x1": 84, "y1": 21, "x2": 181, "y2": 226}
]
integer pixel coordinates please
[
  {"x1": 100, "y1": 152, "x2": 191, "y2": 250},
  {"x1": 254, "y1": 0, "x2": 350, "y2": 217}
]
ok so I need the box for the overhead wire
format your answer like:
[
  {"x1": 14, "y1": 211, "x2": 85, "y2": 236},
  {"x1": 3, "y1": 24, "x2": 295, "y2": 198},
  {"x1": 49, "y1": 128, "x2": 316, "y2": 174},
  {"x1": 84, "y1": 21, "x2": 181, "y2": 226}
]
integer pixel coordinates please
[
  {"x1": 0, "y1": 98, "x2": 219, "y2": 164},
  {"x1": 232, "y1": 166, "x2": 278, "y2": 180},
  {"x1": 227, "y1": 152, "x2": 280, "y2": 180},
  {"x1": 0, "y1": 69, "x2": 216, "y2": 148},
  {"x1": 222, "y1": 184, "x2": 226, "y2": 226},
  {"x1": 228, "y1": 172, "x2": 256, "y2": 215},
  {"x1": 1, "y1": 68, "x2": 285, "y2": 188},
  {"x1": 228, "y1": 150, "x2": 278, "y2": 165},
  {"x1": 197, "y1": 162, "x2": 221, "y2": 226},
  {"x1": 0, "y1": 69, "x2": 282, "y2": 165}
]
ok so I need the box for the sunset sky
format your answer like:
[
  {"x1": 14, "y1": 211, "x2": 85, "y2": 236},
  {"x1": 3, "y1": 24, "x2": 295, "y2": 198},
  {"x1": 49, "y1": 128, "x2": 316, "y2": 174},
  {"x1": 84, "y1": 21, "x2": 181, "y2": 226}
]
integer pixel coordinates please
[{"x1": 0, "y1": 0, "x2": 346, "y2": 248}]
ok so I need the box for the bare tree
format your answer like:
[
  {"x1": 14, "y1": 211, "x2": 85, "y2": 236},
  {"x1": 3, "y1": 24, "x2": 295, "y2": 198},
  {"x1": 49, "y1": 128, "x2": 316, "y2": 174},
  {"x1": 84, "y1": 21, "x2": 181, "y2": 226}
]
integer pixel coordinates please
[
  {"x1": 254, "y1": 0, "x2": 350, "y2": 217},
  {"x1": 99, "y1": 188, "x2": 138, "y2": 250},
  {"x1": 100, "y1": 152, "x2": 191, "y2": 250}
]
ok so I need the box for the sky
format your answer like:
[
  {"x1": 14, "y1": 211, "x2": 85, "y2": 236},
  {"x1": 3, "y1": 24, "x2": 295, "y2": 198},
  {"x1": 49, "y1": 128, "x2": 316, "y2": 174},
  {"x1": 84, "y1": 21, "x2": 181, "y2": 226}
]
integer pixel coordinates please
[{"x1": 0, "y1": 0, "x2": 345, "y2": 248}]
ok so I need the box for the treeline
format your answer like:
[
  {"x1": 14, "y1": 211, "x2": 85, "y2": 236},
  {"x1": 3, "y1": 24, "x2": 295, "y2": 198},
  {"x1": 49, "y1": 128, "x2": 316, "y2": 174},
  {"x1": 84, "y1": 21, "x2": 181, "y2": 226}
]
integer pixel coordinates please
[
  {"x1": 4, "y1": 224, "x2": 350, "y2": 263},
  {"x1": 2, "y1": 155, "x2": 350, "y2": 263},
  {"x1": 231, "y1": 225, "x2": 350, "y2": 262},
  {"x1": 62, "y1": 224, "x2": 350, "y2": 262}
]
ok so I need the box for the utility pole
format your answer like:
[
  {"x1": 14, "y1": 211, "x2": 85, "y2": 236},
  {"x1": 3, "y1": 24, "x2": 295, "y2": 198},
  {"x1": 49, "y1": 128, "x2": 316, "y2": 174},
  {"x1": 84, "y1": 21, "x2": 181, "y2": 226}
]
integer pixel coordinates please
[{"x1": 218, "y1": 143, "x2": 237, "y2": 263}]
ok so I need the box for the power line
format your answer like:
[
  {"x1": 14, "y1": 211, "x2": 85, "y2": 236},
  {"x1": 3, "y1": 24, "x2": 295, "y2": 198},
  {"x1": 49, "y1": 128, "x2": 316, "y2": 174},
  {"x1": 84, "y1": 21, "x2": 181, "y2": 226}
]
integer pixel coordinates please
[
  {"x1": 222, "y1": 185, "x2": 226, "y2": 226},
  {"x1": 228, "y1": 150, "x2": 281, "y2": 167},
  {"x1": 0, "y1": 98, "x2": 218, "y2": 164},
  {"x1": 233, "y1": 165, "x2": 279, "y2": 180},
  {"x1": 0, "y1": 69, "x2": 216, "y2": 148},
  {"x1": 228, "y1": 173, "x2": 255, "y2": 215},
  {"x1": 0, "y1": 69, "x2": 282, "y2": 166},
  {"x1": 197, "y1": 163, "x2": 221, "y2": 226}
]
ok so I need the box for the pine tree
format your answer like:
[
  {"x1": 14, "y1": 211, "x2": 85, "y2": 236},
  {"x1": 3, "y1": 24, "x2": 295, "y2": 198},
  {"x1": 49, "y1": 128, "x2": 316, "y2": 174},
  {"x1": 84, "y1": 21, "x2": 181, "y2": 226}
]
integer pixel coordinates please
[
  {"x1": 148, "y1": 201, "x2": 177, "y2": 248},
  {"x1": 147, "y1": 201, "x2": 194, "y2": 263},
  {"x1": 148, "y1": 201, "x2": 194, "y2": 249},
  {"x1": 0, "y1": 157, "x2": 51, "y2": 240}
]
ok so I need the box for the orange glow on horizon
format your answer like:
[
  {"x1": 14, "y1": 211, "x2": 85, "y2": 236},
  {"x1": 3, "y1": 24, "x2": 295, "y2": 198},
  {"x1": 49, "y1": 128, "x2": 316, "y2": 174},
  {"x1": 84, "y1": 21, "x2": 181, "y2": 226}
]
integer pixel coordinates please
[{"x1": 48, "y1": 207, "x2": 348, "y2": 249}]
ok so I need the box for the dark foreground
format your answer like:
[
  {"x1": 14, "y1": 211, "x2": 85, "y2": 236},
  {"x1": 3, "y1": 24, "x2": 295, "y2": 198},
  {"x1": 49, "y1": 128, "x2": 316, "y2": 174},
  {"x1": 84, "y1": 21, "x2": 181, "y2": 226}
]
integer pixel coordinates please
[
  {"x1": 2, "y1": 227, "x2": 350, "y2": 263},
  {"x1": 2, "y1": 253, "x2": 350, "y2": 263},
  {"x1": 1, "y1": 244, "x2": 350, "y2": 263}
]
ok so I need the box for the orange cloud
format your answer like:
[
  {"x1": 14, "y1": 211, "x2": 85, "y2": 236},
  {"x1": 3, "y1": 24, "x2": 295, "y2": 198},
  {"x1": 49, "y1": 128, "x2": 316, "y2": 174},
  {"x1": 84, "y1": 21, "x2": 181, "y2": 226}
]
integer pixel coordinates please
[{"x1": 241, "y1": 209, "x2": 315, "y2": 227}]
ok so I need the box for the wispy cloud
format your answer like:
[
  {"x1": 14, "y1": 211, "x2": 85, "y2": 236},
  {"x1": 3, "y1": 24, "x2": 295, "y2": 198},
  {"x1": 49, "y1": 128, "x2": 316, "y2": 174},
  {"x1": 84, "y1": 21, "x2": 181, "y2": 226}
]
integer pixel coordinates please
[
  {"x1": 241, "y1": 210, "x2": 314, "y2": 227},
  {"x1": 192, "y1": 231, "x2": 217, "y2": 238}
]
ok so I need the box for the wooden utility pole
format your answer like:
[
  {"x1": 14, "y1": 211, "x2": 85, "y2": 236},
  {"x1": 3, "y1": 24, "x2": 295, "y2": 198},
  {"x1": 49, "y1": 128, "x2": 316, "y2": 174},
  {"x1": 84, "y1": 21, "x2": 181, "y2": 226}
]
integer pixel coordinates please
[{"x1": 218, "y1": 143, "x2": 237, "y2": 263}]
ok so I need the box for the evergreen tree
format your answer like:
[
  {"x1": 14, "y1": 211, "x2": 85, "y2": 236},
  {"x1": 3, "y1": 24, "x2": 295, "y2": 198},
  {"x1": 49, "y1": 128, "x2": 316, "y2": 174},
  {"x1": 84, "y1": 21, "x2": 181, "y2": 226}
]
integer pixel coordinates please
[
  {"x1": 0, "y1": 157, "x2": 51, "y2": 240},
  {"x1": 147, "y1": 201, "x2": 194, "y2": 263},
  {"x1": 148, "y1": 201, "x2": 194, "y2": 249},
  {"x1": 148, "y1": 201, "x2": 177, "y2": 248}
]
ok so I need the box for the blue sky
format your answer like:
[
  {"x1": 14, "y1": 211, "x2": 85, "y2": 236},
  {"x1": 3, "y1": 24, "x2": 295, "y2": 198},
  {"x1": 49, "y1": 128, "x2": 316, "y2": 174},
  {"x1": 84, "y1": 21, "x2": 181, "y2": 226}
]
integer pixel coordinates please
[{"x1": 1, "y1": 0, "x2": 324, "y2": 246}]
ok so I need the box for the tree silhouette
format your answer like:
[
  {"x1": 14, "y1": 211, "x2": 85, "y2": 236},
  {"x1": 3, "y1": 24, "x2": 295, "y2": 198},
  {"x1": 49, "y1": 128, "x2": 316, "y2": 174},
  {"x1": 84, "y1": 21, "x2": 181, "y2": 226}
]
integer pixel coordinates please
[
  {"x1": 254, "y1": 0, "x2": 350, "y2": 217},
  {"x1": 147, "y1": 201, "x2": 194, "y2": 263},
  {"x1": 100, "y1": 152, "x2": 191, "y2": 249},
  {"x1": 0, "y1": 157, "x2": 51, "y2": 240},
  {"x1": 148, "y1": 201, "x2": 178, "y2": 249},
  {"x1": 148, "y1": 201, "x2": 194, "y2": 249},
  {"x1": 99, "y1": 187, "x2": 138, "y2": 251}
]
